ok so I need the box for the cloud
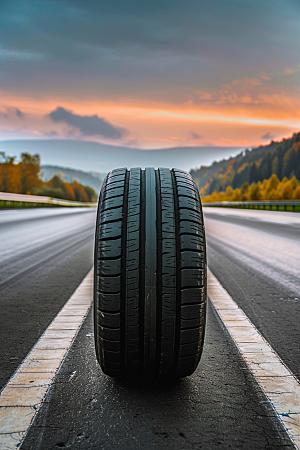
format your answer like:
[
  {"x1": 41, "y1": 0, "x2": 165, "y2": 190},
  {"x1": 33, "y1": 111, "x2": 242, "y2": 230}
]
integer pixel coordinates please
[
  {"x1": 191, "y1": 131, "x2": 202, "y2": 140},
  {"x1": 14, "y1": 108, "x2": 24, "y2": 119},
  {"x1": 123, "y1": 137, "x2": 141, "y2": 147},
  {"x1": 1, "y1": 0, "x2": 300, "y2": 86},
  {"x1": 261, "y1": 132, "x2": 275, "y2": 141},
  {"x1": 0, "y1": 106, "x2": 25, "y2": 119},
  {"x1": 1, "y1": 0, "x2": 300, "y2": 149},
  {"x1": 48, "y1": 107, "x2": 127, "y2": 139},
  {"x1": 192, "y1": 72, "x2": 299, "y2": 109},
  {"x1": 0, "y1": 45, "x2": 43, "y2": 62}
]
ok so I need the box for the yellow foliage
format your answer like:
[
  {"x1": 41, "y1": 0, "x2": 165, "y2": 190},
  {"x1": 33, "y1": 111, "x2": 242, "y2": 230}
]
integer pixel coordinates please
[
  {"x1": 232, "y1": 188, "x2": 241, "y2": 201},
  {"x1": 293, "y1": 186, "x2": 300, "y2": 199},
  {"x1": 277, "y1": 179, "x2": 294, "y2": 200},
  {"x1": 267, "y1": 174, "x2": 279, "y2": 191},
  {"x1": 237, "y1": 162, "x2": 249, "y2": 174},
  {"x1": 72, "y1": 179, "x2": 89, "y2": 202},
  {"x1": 200, "y1": 181, "x2": 210, "y2": 196},
  {"x1": 0, "y1": 153, "x2": 43, "y2": 194},
  {"x1": 226, "y1": 159, "x2": 234, "y2": 174},
  {"x1": 202, "y1": 173, "x2": 300, "y2": 203},
  {"x1": 250, "y1": 183, "x2": 261, "y2": 200},
  {"x1": 65, "y1": 182, "x2": 76, "y2": 201},
  {"x1": 290, "y1": 175, "x2": 298, "y2": 189},
  {"x1": 0, "y1": 152, "x2": 97, "y2": 202}
]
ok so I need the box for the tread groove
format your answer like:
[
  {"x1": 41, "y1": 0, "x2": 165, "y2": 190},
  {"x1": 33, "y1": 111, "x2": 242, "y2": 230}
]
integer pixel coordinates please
[
  {"x1": 139, "y1": 169, "x2": 146, "y2": 374},
  {"x1": 121, "y1": 169, "x2": 129, "y2": 373},
  {"x1": 171, "y1": 169, "x2": 181, "y2": 375},
  {"x1": 155, "y1": 169, "x2": 162, "y2": 376}
]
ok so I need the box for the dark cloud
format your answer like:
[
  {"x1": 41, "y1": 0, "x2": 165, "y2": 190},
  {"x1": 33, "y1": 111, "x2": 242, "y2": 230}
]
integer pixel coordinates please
[
  {"x1": 3, "y1": 0, "x2": 298, "y2": 60},
  {"x1": 261, "y1": 132, "x2": 275, "y2": 141},
  {"x1": 191, "y1": 131, "x2": 202, "y2": 140},
  {"x1": 15, "y1": 108, "x2": 24, "y2": 119},
  {"x1": 0, "y1": 106, "x2": 25, "y2": 119},
  {"x1": 1, "y1": 0, "x2": 300, "y2": 89},
  {"x1": 48, "y1": 107, "x2": 127, "y2": 139}
]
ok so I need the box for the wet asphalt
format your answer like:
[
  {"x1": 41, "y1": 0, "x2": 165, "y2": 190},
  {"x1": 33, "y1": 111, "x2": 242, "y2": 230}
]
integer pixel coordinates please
[
  {"x1": 0, "y1": 207, "x2": 298, "y2": 449},
  {"x1": 22, "y1": 302, "x2": 292, "y2": 450},
  {"x1": 204, "y1": 208, "x2": 300, "y2": 380},
  {"x1": 0, "y1": 207, "x2": 96, "y2": 390}
]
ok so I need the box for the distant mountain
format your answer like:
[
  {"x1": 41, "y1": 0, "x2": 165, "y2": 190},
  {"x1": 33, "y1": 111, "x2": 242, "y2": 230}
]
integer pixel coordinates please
[
  {"x1": 41, "y1": 165, "x2": 106, "y2": 192},
  {"x1": 190, "y1": 132, "x2": 300, "y2": 194},
  {"x1": 0, "y1": 139, "x2": 241, "y2": 173}
]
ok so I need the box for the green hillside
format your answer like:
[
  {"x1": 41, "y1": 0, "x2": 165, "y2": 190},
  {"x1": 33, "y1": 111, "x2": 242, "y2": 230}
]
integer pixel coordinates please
[{"x1": 190, "y1": 132, "x2": 300, "y2": 195}]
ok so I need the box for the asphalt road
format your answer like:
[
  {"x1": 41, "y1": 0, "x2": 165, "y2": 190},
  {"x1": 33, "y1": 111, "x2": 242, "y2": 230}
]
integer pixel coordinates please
[
  {"x1": 0, "y1": 207, "x2": 97, "y2": 390},
  {"x1": 204, "y1": 207, "x2": 300, "y2": 381},
  {"x1": 0, "y1": 206, "x2": 298, "y2": 449}
]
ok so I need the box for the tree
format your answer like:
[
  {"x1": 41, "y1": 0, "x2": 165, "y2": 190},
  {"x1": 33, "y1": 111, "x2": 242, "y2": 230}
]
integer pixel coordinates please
[
  {"x1": 20, "y1": 153, "x2": 43, "y2": 194},
  {"x1": 72, "y1": 180, "x2": 88, "y2": 202},
  {"x1": 293, "y1": 186, "x2": 300, "y2": 199},
  {"x1": 282, "y1": 147, "x2": 296, "y2": 178},
  {"x1": 0, "y1": 155, "x2": 21, "y2": 193},
  {"x1": 0, "y1": 151, "x2": 97, "y2": 202},
  {"x1": 267, "y1": 173, "x2": 280, "y2": 191},
  {"x1": 65, "y1": 182, "x2": 75, "y2": 201},
  {"x1": 249, "y1": 163, "x2": 259, "y2": 184},
  {"x1": 271, "y1": 156, "x2": 280, "y2": 177},
  {"x1": 250, "y1": 183, "x2": 260, "y2": 200},
  {"x1": 260, "y1": 152, "x2": 272, "y2": 180},
  {"x1": 48, "y1": 175, "x2": 66, "y2": 192},
  {"x1": 241, "y1": 182, "x2": 249, "y2": 195},
  {"x1": 84, "y1": 185, "x2": 97, "y2": 202}
]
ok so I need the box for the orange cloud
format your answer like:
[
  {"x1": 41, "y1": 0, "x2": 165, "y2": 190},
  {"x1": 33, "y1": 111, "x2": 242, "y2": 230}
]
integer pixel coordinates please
[{"x1": 1, "y1": 63, "x2": 300, "y2": 150}]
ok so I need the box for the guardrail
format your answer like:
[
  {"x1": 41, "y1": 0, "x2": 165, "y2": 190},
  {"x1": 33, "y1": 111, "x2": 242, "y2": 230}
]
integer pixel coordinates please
[
  {"x1": 202, "y1": 200, "x2": 300, "y2": 212},
  {"x1": 0, "y1": 192, "x2": 97, "y2": 208}
]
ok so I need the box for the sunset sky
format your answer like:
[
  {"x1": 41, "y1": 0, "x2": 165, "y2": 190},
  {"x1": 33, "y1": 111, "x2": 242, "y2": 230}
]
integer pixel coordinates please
[{"x1": 1, "y1": 0, "x2": 300, "y2": 150}]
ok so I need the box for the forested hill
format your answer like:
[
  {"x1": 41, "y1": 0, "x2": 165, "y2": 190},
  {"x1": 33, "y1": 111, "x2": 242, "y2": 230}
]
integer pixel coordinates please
[
  {"x1": 42, "y1": 165, "x2": 106, "y2": 192},
  {"x1": 190, "y1": 132, "x2": 300, "y2": 195}
]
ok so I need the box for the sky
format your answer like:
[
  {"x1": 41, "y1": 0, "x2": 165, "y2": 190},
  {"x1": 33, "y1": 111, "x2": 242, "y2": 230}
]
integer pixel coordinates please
[{"x1": 1, "y1": 0, "x2": 300, "y2": 151}]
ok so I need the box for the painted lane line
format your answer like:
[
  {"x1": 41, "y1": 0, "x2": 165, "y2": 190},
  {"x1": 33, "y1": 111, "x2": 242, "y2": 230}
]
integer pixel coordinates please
[
  {"x1": 207, "y1": 268, "x2": 300, "y2": 449},
  {"x1": 203, "y1": 207, "x2": 300, "y2": 226},
  {"x1": 0, "y1": 269, "x2": 93, "y2": 450}
]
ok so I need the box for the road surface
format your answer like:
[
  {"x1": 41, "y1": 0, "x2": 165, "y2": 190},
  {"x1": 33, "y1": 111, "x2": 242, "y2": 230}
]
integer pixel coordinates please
[
  {"x1": 204, "y1": 207, "x2": 300, "y2": 380},
  {"x1": 0, "y1": 207, "x2": 299, "y2": 449},
  {"x1": 0, "y1": 208, "x2": 97, "y2": 390}
]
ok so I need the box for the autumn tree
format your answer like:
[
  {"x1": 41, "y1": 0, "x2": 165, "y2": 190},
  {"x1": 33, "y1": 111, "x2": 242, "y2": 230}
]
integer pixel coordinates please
[
  {"x1": 84, "y1": 185, "x2": 98, "y2": 202},
  {"x1": 202, "y1": 173, "x2": 300, "y2": 203},
  {"x1": 0, "y1": 151, "x2": 97, "y2": 202},
  {"x1": 20, "y1": 153, "x2": 43, "y2": 194},
  {"x1": 249, "y1": 183, "x2": 260, "y2": 200},
  {"x1": 72, "y1": 179, "x2": 88, "y2": 202},
  {"x1": 0, "y1": 154, "x2": 21, "y2": 193},
  {"x1": 191, "y1": 132, "x2": 300, "y2": 193},
  {"x1": 64, "y1": 182, "x2": 75, "y2": 201}
]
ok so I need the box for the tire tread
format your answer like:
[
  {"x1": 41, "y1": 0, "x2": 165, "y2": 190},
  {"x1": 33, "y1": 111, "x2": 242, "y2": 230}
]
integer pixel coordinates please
[{"x1": 94, "y1": 167, "x2": 206, "y2": 379}]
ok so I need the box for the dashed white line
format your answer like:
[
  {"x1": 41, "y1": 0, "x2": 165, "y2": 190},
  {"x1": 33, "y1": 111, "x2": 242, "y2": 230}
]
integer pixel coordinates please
[
  {"x1": 0, "y1": 268, "x2": 93, "y2": 450},
  {"x1": 208, "y1": 268, "x2": 300, "y2": 449}
]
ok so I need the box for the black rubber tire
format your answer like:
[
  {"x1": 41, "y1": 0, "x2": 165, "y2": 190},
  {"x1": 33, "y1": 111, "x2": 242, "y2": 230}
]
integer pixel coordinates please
[{"x1": 94, "y1": 167, "x2": 207, "y2": 380}]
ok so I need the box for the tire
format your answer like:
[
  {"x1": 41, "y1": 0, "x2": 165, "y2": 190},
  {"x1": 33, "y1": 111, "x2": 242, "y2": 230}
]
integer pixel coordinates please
[{"x1": 94, "y1": 167, "x2": 207, "y2": 380}]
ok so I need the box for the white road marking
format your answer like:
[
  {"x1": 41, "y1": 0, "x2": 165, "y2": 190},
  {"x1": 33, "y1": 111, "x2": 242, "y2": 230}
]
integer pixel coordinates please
[
  {"x1": 1, "y1": 267, "x2": 299, "y2": 449},
  {"x1": 203, "y1": 206, "x2": 300, "y2": 225},
  {"x1": 208, "y1": 269, "x2": 300, "y2": 449},
  {"x1": 0, "y1": 269, "x2": 93, "y2": 450}
]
